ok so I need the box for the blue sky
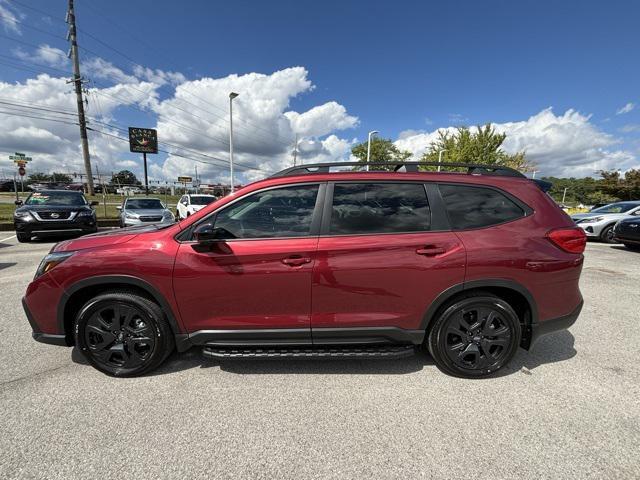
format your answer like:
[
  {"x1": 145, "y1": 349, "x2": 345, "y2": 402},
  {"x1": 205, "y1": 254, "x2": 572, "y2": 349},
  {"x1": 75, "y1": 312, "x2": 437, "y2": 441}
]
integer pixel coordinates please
[{"x1": 0, "y1": 0, "x2": 639, "y2": 182}]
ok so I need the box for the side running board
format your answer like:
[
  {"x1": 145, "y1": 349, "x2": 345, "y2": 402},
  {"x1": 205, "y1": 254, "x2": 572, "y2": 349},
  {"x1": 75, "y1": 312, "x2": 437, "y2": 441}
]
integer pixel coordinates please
[{"x1": 202, "y1": 344, "x2": 416, "y2": 359}]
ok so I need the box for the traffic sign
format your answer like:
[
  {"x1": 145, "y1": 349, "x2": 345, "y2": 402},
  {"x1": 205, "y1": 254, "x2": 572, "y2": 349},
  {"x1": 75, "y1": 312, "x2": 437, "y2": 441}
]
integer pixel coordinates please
[{"x1": 128, "y1": 127, "x2": 158, "y2": 154}]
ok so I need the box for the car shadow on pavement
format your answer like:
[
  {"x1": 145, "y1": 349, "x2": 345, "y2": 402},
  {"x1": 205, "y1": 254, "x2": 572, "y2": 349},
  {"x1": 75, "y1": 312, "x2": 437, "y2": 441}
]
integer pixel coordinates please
[
  {"x1": 498, "y1": 330, "x2": 577, "y2": 377},
  {"x1": 71, "y1": 330, "x2": 576, "y2": 378}
]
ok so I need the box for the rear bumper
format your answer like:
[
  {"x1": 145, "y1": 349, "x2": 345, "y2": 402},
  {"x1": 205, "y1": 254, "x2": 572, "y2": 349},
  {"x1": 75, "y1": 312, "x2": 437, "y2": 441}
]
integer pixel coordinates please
[
  {"x1": 528, "y1": 300, "x2": 583, "y2": 349},
  {"x1": 22, "y1": 297, "x2": 70, "y2": 347}
]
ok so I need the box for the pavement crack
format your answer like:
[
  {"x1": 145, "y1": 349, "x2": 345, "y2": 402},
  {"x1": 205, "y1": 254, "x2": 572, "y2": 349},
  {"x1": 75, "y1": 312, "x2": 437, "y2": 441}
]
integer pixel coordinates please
[{"x1": 0, "y1": 363, "x2": 74, "y2": 391}]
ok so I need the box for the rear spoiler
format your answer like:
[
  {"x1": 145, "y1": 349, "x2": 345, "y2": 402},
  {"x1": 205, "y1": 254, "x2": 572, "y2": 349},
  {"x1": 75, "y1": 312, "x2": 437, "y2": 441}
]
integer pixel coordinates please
[{"x1": 532, "y1": 179, "x2": 552, "y2": 193}]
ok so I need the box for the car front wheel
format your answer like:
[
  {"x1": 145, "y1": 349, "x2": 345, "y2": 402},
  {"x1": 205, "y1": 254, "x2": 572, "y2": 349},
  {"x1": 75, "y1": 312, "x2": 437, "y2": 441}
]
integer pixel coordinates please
[
  {"x1": 427, "y1": 292, "x2": 521, "y2": 378},
  {"x1": 600, "y1": 225, "x2": 617, "y2": 243},
  {"x1": 75, "y1": 290, "x2": 174, "y2": 377},
  {"x1": 16, "y1": 232, "x2": 31, "y2": 242}
]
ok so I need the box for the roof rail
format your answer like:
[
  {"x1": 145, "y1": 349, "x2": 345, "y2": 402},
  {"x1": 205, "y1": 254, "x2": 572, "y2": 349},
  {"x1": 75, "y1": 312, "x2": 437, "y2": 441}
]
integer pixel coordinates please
[{"x1": 270, "y1": 162, "x2": 526, "y2": 178}]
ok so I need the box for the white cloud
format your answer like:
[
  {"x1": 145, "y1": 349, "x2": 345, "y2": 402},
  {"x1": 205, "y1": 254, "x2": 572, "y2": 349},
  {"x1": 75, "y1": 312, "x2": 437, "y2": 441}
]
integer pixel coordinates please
[
  {"x1": 132, "y1": 65, "x2": 186, "y2": 86},
  {"x1": 616, "y1": 102, "x2": 635, "y2": 115},
  {"x1": 0, "y1": 74, "x2": 161, "y2": 178},
  {"x1": 14, "y1": 44, "x2": 69, "y2": 69},
  {"x1": 84, "y1": 57, "x2": 138, "y2": 84},
  {"x1": 153, "y1": 67, "x2": 357, "y2": 183},
  {"x1": 0, "y1": 1, "x2": 20, "y2": 34},
  {"x1": 395, "y1": 108, "x2": 639, "y2": 177},
  {"x1": 285, "y1": 101, "x2": 358, "y2": 137},
  {"x1": 621, "y1": 124, "x2": 640, "y2": 133}
]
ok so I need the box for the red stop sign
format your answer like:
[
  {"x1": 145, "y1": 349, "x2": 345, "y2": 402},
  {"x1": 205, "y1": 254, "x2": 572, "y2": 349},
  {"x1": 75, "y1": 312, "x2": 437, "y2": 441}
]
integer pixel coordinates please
[{"x1": 18, "y1": 167, "x2": 26, "y2": 176}]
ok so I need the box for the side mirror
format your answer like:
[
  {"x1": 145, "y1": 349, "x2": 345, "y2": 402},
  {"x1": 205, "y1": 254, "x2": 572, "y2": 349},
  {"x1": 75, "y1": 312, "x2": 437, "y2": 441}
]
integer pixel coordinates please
[
  {"x1": 14, "y1": 200, "x2": 23, "y2": 206},
  {"x1": 116, "y1": 205, "x2": 122, "y2": 210},
  {"x1": 90, "y1": 201, "x2": 99, "y2": 206},
  {"x1": 193, "y1": 224, "x2": 231, "y2": 243}
]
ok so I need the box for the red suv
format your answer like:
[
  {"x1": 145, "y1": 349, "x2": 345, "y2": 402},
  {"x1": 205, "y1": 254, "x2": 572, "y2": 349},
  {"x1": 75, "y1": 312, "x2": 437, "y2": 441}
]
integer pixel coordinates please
[{"x1": 22, "y1": 162, "x2": 586, "y2": 378}]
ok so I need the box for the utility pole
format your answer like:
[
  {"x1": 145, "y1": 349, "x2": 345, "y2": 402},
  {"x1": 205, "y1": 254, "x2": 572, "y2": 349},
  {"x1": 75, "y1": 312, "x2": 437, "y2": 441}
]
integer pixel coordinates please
[
  {"x1": 562, "y1": 187, "x2": 568, "y2": 204},
  {"x1": 292, "y1": 134, "x2": 298, "y2": 166},
  {"x1": 229, "y1": 92, "x2": 239, "y2": 193},
  {"x1": 67, "y1": 0, "x2": 94, "y2": 195}
]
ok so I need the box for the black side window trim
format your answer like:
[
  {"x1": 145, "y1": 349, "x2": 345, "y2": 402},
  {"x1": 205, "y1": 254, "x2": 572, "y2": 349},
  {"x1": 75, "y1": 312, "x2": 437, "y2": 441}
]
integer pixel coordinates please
[
  {"x1": 435, "y1": 182, "x2": 532, "y2": 231},
  {"x1": 176, "y1": 182, "x2": 326, "y2": 242},
  {"x1": 320, "y1": 181, "x2": 433, "y2": 236}
]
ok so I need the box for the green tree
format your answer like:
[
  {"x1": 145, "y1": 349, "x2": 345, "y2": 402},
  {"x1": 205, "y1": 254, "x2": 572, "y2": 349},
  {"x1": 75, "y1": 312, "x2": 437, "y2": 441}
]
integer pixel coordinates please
[
  {"x1": 421, "y1": 124, "x2": 533, "y2": 172},
  {"x1": 27, "y1": 172, "x2": 52, "y2": 183},
  {"x1": 110, "y1": 170, "x2": 140, "y2": 187},
  {"x1": 351, "y1": 137, "x2": 412, "y2": 170},
  {"x1": 50, "y1": 172, "x2": 72, "y2": 184}
]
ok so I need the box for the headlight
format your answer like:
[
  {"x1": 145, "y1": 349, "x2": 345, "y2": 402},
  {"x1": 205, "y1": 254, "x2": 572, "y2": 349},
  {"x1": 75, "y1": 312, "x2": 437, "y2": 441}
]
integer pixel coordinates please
[
  {"x1": 163, "y1": 211, "x2": 174, "y2": 220},
  {"x1": 581, "y1": 216, "x2": 604, "y2": 223},
  {"x1": 125, "y1": 212, "x2": 138, "y2": 219},
  {"x1": 35, "y1": 252, "x2": 74, "y2": 279},
  {"x1": 77, "y1": 210, "x2": 94, "y2": 217},
  {"x1": 14, "y1": 211, "x2": 33, "y2": 220}
]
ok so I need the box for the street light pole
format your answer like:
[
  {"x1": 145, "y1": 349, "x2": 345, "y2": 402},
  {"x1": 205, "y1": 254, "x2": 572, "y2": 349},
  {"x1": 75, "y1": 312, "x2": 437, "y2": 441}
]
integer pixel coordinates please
[
  {"x1": 366, "y1": 130, "x2": 378, "y2": 171},
  {"x1": 228, "y1": 92, "x2": 239, "y2": 193},
  {"x1": 437, "y1": 149, "x2": 448, "y2": 172}
]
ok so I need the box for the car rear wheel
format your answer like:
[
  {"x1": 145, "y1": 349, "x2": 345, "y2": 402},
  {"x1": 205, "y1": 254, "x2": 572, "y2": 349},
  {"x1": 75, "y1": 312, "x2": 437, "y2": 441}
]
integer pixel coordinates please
[
  {"x1": 427, "y1": 292, "x2": 521, "y2": 378},
  {"x1": 600, "y1": 225, "x2": 617, "y2": 243},
  {"x1": 75, "y1": 290, "x2": 174, "y2": 377},
  {"x1": 16, "y1": 232, "x2": 31, "y2": 242}
]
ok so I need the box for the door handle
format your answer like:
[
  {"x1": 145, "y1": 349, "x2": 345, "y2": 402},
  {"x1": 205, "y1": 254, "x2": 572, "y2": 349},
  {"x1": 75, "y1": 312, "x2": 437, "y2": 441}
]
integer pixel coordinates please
[
  {"x1": 416, "y1": 246, "x2": 446, "y2": 256},
  {"x1": 282, "y1": 256, "x2": 312, "y2": 266}
]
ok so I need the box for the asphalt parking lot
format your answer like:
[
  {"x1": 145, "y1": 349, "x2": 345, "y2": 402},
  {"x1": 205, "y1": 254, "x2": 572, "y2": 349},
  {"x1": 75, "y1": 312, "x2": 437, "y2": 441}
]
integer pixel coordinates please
[{"x1": 0, "y1": 234, "x2": 638, "y2": 479}]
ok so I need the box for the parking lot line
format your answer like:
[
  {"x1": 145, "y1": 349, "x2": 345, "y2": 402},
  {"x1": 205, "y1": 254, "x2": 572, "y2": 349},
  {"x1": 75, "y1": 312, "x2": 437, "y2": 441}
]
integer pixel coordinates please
[{"x1": 0, "y1": 234, "x2": 16, "y2": 243}]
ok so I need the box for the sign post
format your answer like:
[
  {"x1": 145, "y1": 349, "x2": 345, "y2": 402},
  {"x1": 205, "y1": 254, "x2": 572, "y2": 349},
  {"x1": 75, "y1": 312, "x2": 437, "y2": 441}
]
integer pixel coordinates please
[
  {"x1": 128, "y1": 128, "x2": 158, "y2": 196},
  {"x1": 178, "y1": 176, "x2": 192, "y2": 195},
  {"x1": 9, "y1": 152, "x2": 31, "y2": 196}
]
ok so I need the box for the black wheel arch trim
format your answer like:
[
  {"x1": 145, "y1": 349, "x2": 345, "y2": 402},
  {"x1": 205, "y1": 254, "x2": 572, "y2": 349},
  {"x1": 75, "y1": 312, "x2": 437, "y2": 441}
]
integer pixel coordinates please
[
  {"x1": 57, "y1": 275, "x2": 190, "y2": 351},
  {"x1": 420, "y1": 278, "x2": 539, "y2": 332}
]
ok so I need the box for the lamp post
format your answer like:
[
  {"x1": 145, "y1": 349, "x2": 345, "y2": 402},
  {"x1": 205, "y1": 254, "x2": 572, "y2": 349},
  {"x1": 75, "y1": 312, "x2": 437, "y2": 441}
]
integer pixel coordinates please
[
  {"x1": 229, "y1": 92, "x2": 239, "y2": 193},
  {"x1": 437, "y1": 149, "x2": 447, "y2": 172},
  {"x1": 366, "y1": 130, "x2": 378, "y2": 171}
]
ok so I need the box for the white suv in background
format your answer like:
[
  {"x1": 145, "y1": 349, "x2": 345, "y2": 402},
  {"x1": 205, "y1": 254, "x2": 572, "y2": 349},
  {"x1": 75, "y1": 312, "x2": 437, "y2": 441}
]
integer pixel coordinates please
[{"x1": 176, "y1": 194, "x2": 217, "y2": 220}]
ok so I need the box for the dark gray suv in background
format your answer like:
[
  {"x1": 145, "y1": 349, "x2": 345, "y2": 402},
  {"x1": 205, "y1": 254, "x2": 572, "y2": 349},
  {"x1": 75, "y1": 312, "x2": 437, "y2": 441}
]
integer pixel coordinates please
[{"x1": 13, "y1": 190, "x2": 98, "y2": 242}]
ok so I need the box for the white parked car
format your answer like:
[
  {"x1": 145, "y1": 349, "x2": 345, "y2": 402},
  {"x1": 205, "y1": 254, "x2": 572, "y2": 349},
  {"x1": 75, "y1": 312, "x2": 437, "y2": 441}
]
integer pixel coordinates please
[{"x1": 176, "y1": 194, "x2": 217, "y2": 220}]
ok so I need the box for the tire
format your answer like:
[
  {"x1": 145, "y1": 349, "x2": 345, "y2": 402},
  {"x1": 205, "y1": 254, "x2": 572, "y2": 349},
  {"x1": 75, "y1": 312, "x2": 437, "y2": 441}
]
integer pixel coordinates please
[
  {"x1": 624, "y1": 243, "x2": 640, "y2": 251},
  {"x1": 74, "y1": 290, "x2": 175, "y2": 377},
  {"x1": 600, "y1": 224, "x2": 617, "y2": 244},
  {"x1": 427, "y1": 292, "x2": 521, "y2": 378},
  {"x1": 16, "y1": 232, "x2": 31, "y2": 243}
]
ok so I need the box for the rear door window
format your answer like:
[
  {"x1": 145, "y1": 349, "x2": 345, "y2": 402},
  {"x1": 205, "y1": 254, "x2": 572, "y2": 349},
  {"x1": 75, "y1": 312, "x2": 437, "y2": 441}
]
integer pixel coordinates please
[
  {"x1": 329, "y1": 183, "x2": 430, "y2": 235},
  {"x1": 438, "y1": 184, "x2": 524, "y2": 230}
]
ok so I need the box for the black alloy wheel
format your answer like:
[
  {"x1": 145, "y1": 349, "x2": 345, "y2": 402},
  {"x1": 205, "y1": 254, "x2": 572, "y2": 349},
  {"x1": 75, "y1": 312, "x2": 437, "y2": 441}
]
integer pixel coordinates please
[
  {"x1": 75, "y1": 291, "x2": 174, "y2": 376},
  {"x1": 428, "y1": 293, "x2": 521, "y2": 378},
  {"x1": 600, "y1": 225, "x2": 617, "y2": 244}
]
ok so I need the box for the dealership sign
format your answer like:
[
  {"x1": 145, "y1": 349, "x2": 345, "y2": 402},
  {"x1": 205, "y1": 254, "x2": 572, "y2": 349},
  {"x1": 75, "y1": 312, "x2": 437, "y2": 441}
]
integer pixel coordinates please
[{"x1": 128, "y1": 127, "x2": 158, "y2": 154}]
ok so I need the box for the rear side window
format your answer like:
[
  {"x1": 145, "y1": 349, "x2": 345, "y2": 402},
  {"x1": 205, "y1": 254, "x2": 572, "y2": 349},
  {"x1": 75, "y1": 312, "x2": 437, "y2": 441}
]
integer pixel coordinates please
[
  {"x1": 439, "y1": 184, "x2": 524, "y2": 230},
  {"x1": 330, "y1": 183, "x2": 430, "y2": 235}
]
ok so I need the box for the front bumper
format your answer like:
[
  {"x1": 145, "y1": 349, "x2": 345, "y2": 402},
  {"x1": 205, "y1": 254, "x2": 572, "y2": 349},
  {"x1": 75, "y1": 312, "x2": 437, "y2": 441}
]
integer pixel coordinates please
[
  {"x1": 15, "y1": 217, "x2": 97, "y2": 235},
  {"x1": 528, "y1": 300, "x2": 583, "y2": 349},
  {"x1": 123, "y1": 217, "x2": 174, "y2": 227},
  {"x1": 575, "y1": 222, "x2": 603, "y2": 237},
  {"x1": 22, "y1": 297, "x2": 69, "y2": 347}
]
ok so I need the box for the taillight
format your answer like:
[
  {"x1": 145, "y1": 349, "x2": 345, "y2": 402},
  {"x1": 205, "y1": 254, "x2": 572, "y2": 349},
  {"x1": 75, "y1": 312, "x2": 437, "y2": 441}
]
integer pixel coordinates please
[{"x1": 546, "y1": 227, "x2": 587, "y2": 254}]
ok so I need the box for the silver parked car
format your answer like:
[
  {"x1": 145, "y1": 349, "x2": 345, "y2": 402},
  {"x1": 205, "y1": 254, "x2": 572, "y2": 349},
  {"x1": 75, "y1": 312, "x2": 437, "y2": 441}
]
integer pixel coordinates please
[
  {"x1": 118, "y1": 197, "x2": 175, "y2": 228},
  {"x1": 571, "y1": 201, "x2": 640, "y2": 243}
]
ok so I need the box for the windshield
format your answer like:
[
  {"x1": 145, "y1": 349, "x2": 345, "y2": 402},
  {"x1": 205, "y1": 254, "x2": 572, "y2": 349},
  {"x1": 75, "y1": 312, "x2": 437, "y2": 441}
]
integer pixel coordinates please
[
  {"x1": 25, "y1": 191, "x2": 87, "y2": 206},
  {"x1": 591, "y1": 202, "x2": 638, "y2": 214},
  {"x1": 125, "y1": 199, "x2": 163, "y2": 210},
  {"x1": 190, "y1": 196, "x2": 216, "y2": 206}
]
